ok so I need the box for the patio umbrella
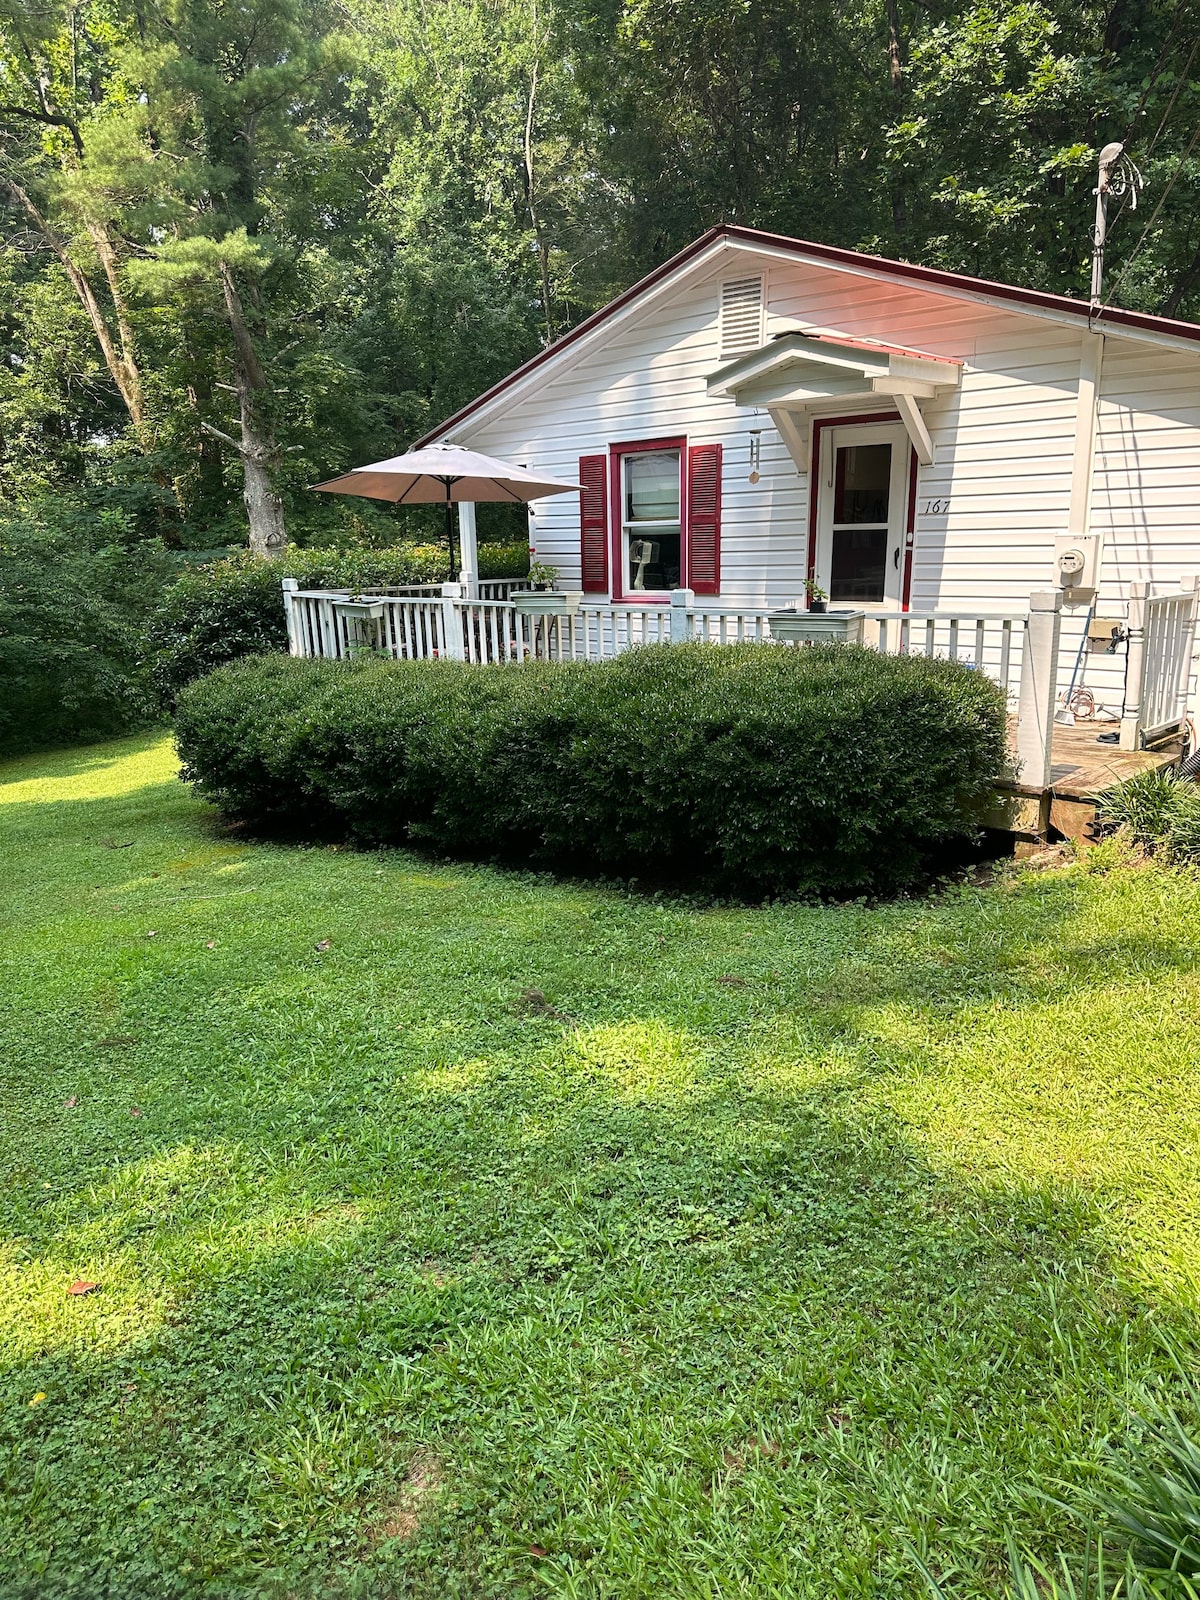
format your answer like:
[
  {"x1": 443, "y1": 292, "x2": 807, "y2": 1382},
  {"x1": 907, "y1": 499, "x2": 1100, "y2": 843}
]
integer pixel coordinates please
[{"x1": 312, "y1": 444, "x2": 583, "y2": 580}]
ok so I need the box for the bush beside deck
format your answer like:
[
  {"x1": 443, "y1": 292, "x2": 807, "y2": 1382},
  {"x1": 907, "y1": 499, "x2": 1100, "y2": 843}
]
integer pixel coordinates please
[{"x1": 175, "y1": 644, "x2": 1009, "y2": 897}]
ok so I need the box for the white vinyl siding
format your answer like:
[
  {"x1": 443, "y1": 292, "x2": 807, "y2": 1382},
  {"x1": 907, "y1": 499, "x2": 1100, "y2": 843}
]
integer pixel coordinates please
[{"x1": 450, "y1": 240, "x2": 1200, "y2": 720}]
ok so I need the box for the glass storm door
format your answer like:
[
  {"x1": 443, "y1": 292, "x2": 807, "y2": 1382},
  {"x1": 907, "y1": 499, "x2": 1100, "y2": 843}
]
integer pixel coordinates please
[{"x1": 815, "y1": 423, "x2": 909, "y2": 608}]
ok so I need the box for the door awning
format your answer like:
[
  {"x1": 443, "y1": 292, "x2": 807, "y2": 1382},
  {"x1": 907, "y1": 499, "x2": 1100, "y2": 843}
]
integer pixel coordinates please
[{"x1": 706, "y1": 330, "x2": 962, "y2": 466}]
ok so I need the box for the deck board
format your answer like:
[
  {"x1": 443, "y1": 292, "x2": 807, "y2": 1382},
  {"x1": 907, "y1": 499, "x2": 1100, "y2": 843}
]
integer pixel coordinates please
[{"x1": 997, "y1": 717, "x2": 1182, "y2": 840}]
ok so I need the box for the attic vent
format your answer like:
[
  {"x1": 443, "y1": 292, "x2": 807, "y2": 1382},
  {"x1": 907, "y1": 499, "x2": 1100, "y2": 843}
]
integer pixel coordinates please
[{"x1": 719, "y1": 275, "x2": 764, "y2": 357}]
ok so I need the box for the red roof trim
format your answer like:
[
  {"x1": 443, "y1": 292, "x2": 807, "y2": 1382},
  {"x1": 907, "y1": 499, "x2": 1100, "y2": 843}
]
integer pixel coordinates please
[
  {"x1": 798, "y1": 331, "x2": 962, "y2": 365},
  {"x1": 413, "y1": 224, "x2": 1200, "y2": 448}
]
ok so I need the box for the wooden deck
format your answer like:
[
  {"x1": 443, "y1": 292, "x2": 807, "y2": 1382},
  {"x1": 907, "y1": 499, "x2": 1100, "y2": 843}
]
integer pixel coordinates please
[{"x1": 999, "y1": 717, "x2": 1182, "y2": 841}]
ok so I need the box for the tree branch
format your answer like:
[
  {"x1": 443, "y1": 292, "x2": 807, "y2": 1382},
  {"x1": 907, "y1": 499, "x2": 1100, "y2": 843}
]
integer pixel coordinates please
[
  {"x1": 0, "y1": 170, "x2": 143, "y2": 424},
  {"x1": 0, "y1": 102, "x2": 85, "y2": 158},
  {"x1": 200, "y1": 420, "x2": 248, "y2": 457}
]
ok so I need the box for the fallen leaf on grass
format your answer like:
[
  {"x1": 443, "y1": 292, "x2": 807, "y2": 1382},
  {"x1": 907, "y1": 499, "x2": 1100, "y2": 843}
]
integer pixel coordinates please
[
  {"x1": 145, "y1": 930, "x2": 158, "y2": 939},
  {"x1": 717, "y1": 974, "x2": 748, "y2": 987},
  {"x1": 205, "y1": 941, "x2": 216, "y2": 949},
  {"x1": 64, "y1": 1095, "x2": 78, "y2": 1108},
  {"x1": 67, "y1": 1281, "x2": 98, "y2": 1296},
  {"x1": 315, "y1": 939, "x2": 332, "y2": 952},
  {"x1": 519, "y1": 987, "x2": 571, "y2": 1021},
  {"x1": 529, "y1": 1545, "x2": 548, "y2": 1558},
  {"x1": 129, "y1": 1106, "x2": 143, "y2": 1117},
  {"x1": 29, "y1": 1393, "x2": 46, "y2": 1407}
]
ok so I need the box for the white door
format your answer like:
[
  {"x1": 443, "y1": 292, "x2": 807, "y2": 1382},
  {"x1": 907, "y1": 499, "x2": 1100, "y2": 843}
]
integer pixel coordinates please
[{"x1": 814, "y1": 422, "x2": 910, "y2": 610}]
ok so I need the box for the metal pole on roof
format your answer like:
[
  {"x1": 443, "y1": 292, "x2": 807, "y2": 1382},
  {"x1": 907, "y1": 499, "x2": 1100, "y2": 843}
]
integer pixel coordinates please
[{"x1": 1090, "y1": 141, "x2": 1143, "y2": 311}]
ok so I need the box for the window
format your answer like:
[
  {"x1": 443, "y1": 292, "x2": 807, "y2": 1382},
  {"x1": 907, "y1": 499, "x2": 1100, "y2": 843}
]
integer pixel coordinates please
[{"x1": 622, "y1": 449, "x2": 682, "y2": 592}]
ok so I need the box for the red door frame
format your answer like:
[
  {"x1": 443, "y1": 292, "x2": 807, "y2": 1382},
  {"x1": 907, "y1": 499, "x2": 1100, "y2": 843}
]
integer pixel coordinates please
[
  {"x1": 608, "y1": 435, "x2": 688, "y2": 603},
  {"x1": 806, "y1": 412, "x2": 918, "y2": 612}
]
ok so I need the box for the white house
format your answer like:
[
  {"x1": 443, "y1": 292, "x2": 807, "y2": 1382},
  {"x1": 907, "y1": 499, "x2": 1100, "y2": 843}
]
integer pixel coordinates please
[
  {"x1": 287, "y1": 225, "x2": 1200, "y2": 824},
  {"x1": 408, "y1": 224, "x2": 1200, "y2": 730}
]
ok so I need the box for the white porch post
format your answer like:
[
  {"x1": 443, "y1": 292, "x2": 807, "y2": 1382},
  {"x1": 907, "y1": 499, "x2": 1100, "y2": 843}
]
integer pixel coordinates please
[
  {"x1": 440, "y1": 582, "x2": 465, "y2": 660},
  {"x1": 1119, "y1": 580, "x2": 1149, "y2": 751},
  {"x1": 458, "y1": 502, "x2": 479, "y2": 598},
  {"x1": 670, "y1": 587, "x2": 695, "y2": 643},
  {"x1": 1016, "y1": 589, "x2": 1062, "y2": 790},
  {"x1": 281, "y1": 578, "x2": 301, "y2": 656}
]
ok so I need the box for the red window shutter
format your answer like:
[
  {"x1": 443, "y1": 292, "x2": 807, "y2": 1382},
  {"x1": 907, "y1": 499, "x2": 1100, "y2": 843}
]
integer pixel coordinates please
[
  {"x1": 578, "y1": 454, "x2": 609, "y2": 593},
  {"x1": 687, "y1": 443, "x2": 722, "y2": 596}
]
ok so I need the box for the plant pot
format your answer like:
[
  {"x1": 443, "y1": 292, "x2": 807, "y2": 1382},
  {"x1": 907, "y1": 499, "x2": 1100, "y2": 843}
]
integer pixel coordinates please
[
  {"x1": 331, "y1": 598, "x2": 386, "y2": 622},
  {"x1": 808, "y1": 599, "x2": 827, "y2": 613},
  {"x1": 513, "y1": 590, "x2": 583, "y2": 616},
  {"x1": 767, "y1": 609, "x2": 865, "y2": 646}
]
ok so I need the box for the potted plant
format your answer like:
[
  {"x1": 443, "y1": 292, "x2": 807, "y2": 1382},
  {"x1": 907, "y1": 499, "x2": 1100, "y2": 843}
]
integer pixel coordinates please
[
  {"x1": 514, "y1": 561, "x2": 583, "y2": 616},
  {"x1": 526, "y1": 560, "x2": 560, "y2": 592},
  {"x1": 767, "y1": 582, "x2": 866, "y2": 645}
]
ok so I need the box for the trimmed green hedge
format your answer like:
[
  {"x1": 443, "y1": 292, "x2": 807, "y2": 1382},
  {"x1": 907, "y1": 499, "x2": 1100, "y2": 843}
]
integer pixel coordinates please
[
  {"x1": 176, "y1": 644, "x2": 1009, "y2": 896},
  {"x1": 148, "y1": 542, "x2": 528, "y2": 705}
]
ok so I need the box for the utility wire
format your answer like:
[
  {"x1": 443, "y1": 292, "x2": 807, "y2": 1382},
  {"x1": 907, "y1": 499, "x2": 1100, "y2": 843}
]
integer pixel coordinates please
[
  {"x1": 1118, "y1": 0, "x2": 1194, "y2": 148},
  {"x1": 1102, "y1": 116, "x2": 1200, "y2": 310},
  {"x1": 1106, "y1": 24, "x2": 1200, "y2": 237}
]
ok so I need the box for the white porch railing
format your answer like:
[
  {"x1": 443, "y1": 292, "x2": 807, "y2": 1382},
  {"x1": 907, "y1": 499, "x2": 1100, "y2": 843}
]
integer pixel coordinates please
[
  {"x1": 1120, "y1": 577, "x2": 1199, "y2": 749},
  {"x1": 282, "y1": 579, "x2": 1029, "y2": 704}
]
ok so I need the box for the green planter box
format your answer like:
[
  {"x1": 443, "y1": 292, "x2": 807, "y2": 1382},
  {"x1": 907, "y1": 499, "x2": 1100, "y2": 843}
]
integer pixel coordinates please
[
  {"x1": 513, "y1": 590, "x2": 583, "y2": 616},
  {"x1": 767, "y1": 609, "x2": 866, "y2": 645}
]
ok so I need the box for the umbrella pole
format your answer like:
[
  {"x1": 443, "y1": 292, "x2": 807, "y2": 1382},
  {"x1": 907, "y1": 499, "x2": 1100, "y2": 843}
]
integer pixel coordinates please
[{"x1": 444, "y1": 485, "x2": 457, "y2": 583}]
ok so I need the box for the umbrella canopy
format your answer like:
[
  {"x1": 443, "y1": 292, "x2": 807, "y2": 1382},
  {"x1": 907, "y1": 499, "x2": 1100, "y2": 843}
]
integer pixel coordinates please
[
  {"x1": 313, "y1": 445, "x2": 583, "y2": 582},
  {"x1": 312, "y1": 444, "x2": 582, "y2": 504}
]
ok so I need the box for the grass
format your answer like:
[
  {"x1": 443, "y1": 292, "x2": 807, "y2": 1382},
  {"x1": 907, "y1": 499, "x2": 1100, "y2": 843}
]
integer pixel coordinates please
[{"x1": 3, "y1": 732, "x2": 1200, "y2": 1597}]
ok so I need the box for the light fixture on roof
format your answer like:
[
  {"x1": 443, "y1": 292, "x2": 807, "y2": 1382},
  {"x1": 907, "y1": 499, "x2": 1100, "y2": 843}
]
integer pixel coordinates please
[{"x1": 1091, "y1": 141, "x2": 1143, "y2": 308}]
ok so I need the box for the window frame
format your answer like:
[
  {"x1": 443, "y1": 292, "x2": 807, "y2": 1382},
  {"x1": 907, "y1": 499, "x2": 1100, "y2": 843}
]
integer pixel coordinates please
[{"x1": 608, "y1": 435, "x2": 688, "y2": 603}]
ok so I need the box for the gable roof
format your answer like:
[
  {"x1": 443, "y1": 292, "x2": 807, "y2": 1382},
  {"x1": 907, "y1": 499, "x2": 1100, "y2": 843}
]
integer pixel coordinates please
[{"x1": 414, "y1": 223, "x2": 1200, "y2": 448}]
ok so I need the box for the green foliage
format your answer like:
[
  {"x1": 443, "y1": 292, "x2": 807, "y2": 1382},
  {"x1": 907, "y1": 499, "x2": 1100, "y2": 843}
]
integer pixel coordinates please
[
  {"x1": 147, "y1": 547, "x2": 451, "y2": 705},
  {"x1": 0, "y1": 509, "x2": 173, "y2": 755},
  {"x1": 477, "y1": 540, "x2": 532, "y2": 580},
  {"x1": 1099, "y1": 1385, "x2": 1200, "y2": 1591},
  {"x1": 1094, "y1": 770, "x2": 1200, "y2": 862},
  {"x1": 5, "y1": 0, "x2": 1200, "y2": 557},
  {"x1": 174, "y1": 643, "x2": 1009, "y2": 895},
  {"x1": 7, "y1": 733, "x2": 1200, "y2": 1592}
]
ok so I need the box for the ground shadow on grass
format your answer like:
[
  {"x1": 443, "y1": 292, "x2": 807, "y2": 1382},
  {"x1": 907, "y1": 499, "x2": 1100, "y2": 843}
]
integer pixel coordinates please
[
  {"x1": 5, "y1": 752, "x2": 1200, "y2": 1598},
  {"x1": 2, "y1": 1055, "x2": 1197, "y2": 1600}
]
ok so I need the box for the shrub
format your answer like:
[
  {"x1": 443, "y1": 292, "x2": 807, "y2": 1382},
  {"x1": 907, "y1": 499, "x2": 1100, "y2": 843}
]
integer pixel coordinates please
[
  {"x1": 1094, "y1": 768, "x2": 1200, "y2": 861},
  {"x1": 478, "y1": 541, "x2": 531, "y2": 580},
  {"x1": 147, "y1": 546, "x2": 448, "y2": 705},
  {"x1": 176, "y1": 643, "x2": 1009, "y2": 897},
  {"x1": 0, "y1": 510, "x2": 173, "y2": 756}
]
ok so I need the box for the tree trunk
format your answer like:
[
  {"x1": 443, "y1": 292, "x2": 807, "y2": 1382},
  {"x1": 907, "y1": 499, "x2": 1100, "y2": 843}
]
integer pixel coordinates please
[
  {"x1": 1, "y1": 175, "x2": 145, "y2": 427},
  {"x1": 240, "y1": 448, "x2": 287, "y2": 556},
  {"x1": 216, "y1": 260, "x2": 287, "y2": 558},
  {"x1": 886, "y1": 0, "x2": 908, "y2": 234}
]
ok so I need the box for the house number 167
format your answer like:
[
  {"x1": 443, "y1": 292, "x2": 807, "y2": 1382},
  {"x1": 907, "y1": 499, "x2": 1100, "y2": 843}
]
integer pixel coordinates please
[{"x1": 921, "y1": 498, "x2": 951, "y2": 515}]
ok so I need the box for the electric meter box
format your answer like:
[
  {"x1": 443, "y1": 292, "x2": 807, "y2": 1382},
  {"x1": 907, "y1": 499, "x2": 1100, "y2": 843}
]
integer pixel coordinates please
[{"x1": 1053, "y1": 535, "x2": 1099, "y2": 592}]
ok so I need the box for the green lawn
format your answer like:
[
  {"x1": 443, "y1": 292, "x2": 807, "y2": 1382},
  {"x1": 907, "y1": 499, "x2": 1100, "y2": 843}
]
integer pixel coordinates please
[{"x1": 3, "y1": 732, "x2": 1200, "y2": 1598}]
